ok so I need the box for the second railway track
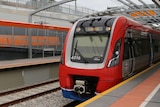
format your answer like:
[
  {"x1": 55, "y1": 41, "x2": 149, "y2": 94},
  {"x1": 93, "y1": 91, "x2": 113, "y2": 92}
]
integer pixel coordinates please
[{"x1": 0, "y1": 79, "x2": 60, "y2": 107}]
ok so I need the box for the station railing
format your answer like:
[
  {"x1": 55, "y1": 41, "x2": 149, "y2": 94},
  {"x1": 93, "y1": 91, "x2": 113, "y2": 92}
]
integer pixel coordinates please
[
  {"x1": 0, "y1": 20, "x2": 69, "y2": 57},
  {"x1": 0, "y1": 0, "x2": 97, "y2": 16}
]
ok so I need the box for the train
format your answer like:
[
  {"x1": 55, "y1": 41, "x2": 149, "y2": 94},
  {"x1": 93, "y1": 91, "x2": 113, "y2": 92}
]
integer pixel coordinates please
[
  {"x1": 0, "y1": 19, "x2": 69, "y2": 60},
  {"x1": 59, "y1": 16, "x2": 160, "y2": 101}
]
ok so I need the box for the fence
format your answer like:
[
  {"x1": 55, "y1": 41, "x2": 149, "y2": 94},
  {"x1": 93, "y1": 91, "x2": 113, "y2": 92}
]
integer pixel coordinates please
[{"x1": 0, "y1": 20, "x2": 69, "y2": 58}]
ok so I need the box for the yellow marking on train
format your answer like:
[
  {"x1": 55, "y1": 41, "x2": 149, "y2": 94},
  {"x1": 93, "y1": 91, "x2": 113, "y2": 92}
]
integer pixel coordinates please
[{"x1": 76, "y1": 62, "x2": 160, "y2": 107}]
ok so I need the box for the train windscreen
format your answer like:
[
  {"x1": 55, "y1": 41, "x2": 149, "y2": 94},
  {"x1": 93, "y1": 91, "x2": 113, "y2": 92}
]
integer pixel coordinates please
[
  {"x1": 71, "y1": 34, "x2": 109, "y2": 63},
  {"x1": 70, "y1": 17, "x2": 116, "y2": 63}
]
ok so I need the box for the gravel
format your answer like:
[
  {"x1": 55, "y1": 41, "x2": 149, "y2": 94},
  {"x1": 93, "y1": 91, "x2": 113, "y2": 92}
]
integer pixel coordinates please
[{"x1": 9, "y1": 91, "x2": 73, "y2": 107}]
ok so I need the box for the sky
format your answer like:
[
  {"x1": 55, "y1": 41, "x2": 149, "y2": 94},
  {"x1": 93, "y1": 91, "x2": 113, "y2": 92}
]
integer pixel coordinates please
[{"x1": 56, "y1": 0, "x2": 155, "y2": 11}]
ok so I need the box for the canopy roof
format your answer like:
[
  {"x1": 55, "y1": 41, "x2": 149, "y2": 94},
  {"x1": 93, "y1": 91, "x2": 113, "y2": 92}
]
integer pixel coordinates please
[{"x1": 82, "y1": 0, "x2": 160, "y2": 29}]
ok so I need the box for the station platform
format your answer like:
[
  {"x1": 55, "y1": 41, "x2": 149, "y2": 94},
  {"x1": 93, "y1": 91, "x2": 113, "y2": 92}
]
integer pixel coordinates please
[
  {"x1": 77, "y1": 62, "x2": 160, "y2": 107},
  {"x1": 0, "y1": 56, "x2": 60, "y2": 69}
]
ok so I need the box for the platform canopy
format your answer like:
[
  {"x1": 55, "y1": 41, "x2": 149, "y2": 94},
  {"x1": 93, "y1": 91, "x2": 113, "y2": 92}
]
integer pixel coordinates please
[
  {"x1": 80, "y1": 0, "x2": 160, "y2": 29},
  {"x1": 29, "y1": 0, "x2": 160, "y2": 29}
]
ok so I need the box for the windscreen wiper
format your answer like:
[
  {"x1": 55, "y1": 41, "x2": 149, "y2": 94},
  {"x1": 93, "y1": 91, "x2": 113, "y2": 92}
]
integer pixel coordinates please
[{"x1": 73, "y1": 40, "x2": 88, "y2": 63}]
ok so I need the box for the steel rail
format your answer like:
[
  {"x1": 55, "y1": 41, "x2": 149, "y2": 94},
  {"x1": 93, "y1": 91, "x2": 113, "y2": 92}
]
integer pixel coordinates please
[{"x1": 0, "y1": 79, "x2": 60, "y2": 107}]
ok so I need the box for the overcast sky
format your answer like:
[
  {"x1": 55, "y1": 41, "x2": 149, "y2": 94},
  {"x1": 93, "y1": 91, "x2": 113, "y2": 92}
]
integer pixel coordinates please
[{"x1": 56, "y1": 0, "x2": 155, "y2": 11}]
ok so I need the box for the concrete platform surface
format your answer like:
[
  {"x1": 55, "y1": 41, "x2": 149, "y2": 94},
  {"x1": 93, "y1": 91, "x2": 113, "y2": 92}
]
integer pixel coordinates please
[
  {"x1": 77, "y1": 62, "x2": 160, "y2": 107},
  {"x1": 0, "y1": 56, "x2": 60, "y2": 69}
]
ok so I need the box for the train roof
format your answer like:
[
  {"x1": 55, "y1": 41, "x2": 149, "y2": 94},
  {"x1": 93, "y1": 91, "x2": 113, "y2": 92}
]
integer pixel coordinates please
[
  {"x1": 123, "y1": 16, "x2": 160, "y2": 34},
  {"x1": 74, "y1": 15, "x2": 160, "y2": 35}
]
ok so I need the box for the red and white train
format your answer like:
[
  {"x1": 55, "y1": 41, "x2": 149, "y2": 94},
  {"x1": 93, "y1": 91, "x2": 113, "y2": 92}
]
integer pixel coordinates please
[{"x1": 59, "y1": 16, "x2": 160, "y2": 101}]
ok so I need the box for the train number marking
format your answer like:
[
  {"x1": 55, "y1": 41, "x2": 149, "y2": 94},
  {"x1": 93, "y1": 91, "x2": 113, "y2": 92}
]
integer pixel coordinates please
[{"x1": 71, "y1": 56, "x2": 81, "y2": 60}]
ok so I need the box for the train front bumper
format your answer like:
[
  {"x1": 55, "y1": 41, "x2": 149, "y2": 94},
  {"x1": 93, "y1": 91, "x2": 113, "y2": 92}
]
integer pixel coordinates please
[{"x1": 61, "y1": 88, "x2": 95, "y2": 101}]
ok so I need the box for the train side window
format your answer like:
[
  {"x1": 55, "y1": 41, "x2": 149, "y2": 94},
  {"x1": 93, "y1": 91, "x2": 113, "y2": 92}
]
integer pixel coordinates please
[
  {"x1": 132, "y1": 40, "x2": 136, "y2": 57},
  {"x1": 141, "y1": 39, "x2": 150, "y2": 55},
  {"x1": 133, "y1": 39, "x2": 142, "y2": 57},
  {"x1": 108, "y1": 39, "x2": 122, "y2": 67},
  {"x1": 113, "y1": 39, "x2": 121, "y2": 57},
  {"x1": 153, "y1": 39, "x2": 159, "y2": 52},
  {"x1": 132, "y1": 30, "x2": 150, "y2": 57},
  {"x1": 132, "y1": 39, "x2": 150, "y2": 57},
  {"x1": 159, "y1": 41, "x2": 160, "y2": 52},
  {"x1": 123, "y1": 38, "x2": 130, "y2": 60}
]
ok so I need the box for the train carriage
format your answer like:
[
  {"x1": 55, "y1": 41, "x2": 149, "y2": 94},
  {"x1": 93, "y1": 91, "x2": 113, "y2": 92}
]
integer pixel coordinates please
[{"x1": 59, "y1": 16, "x2": 160, "y2": 101}]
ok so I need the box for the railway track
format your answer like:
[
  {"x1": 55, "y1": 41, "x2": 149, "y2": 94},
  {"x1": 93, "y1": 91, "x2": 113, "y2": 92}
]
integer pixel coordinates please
[{"x1": 0, "y1": 79, "x2": 60, "y2": 107}]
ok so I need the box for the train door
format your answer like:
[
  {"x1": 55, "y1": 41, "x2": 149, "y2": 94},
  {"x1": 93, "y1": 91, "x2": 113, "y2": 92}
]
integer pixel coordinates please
[{"x1": 122, "y1": 30, "x2": 135, "y2": 78}]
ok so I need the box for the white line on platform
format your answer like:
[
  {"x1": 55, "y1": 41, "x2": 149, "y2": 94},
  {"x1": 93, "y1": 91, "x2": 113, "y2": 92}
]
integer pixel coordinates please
[{"x1": 140, "y1": 83, "x2": 160, "y2": 107}]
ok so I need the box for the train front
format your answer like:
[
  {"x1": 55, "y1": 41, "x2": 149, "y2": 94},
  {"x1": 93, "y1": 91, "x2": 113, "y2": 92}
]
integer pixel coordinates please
[{"x1": 59, "y1": 16, "x2": 122, "y2": 101}]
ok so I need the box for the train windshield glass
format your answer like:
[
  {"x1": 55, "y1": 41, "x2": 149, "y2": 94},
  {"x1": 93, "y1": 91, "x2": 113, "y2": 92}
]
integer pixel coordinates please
[{"x1": 71, "y1": 34, "x2": 109, "y2": 63}]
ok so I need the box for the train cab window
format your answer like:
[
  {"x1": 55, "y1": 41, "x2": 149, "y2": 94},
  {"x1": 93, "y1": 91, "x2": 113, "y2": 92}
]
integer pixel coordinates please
[{"x1": 70, "y1": 34, "x2": 109, "y2": 63}]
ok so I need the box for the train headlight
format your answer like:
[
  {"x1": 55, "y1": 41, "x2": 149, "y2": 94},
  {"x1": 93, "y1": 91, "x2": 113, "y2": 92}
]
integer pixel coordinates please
[
  {"x1": 85, "y1": 27, "x2": 103, "y2": 32},
  {"x1": 76, "y1": 27, "x2": 81, "y2": 32},
  {"x1": 75, "y1": 80, "x2": 85, "y2": 85},
  {"x1": 74, "y1": 80, "x2": 86, "y2": 94},
  {"x1": 106, "y1": 27, "x2": 111, "y2": 31}
]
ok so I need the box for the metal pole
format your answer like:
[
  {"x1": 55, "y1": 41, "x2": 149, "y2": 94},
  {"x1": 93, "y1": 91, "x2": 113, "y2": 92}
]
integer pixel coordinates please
[
  {"x1": 75, "y1": 0, "x2": 77, "y2": 13},
  {"x1": 152, "y1": 0, "x2": 160, "y2": 8},
  {"x1": 28, "y1": 28, "x2": 32, "y2": 59},
  {"x1": 28, "y1": 0, "x2": 75, "y2": 23},
  {"x1": 28, "y1": 0, "x2": 75, "y2": 59},
  {"x1": 0, "y1": 0, "x2": 2, "y2": 8}
]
